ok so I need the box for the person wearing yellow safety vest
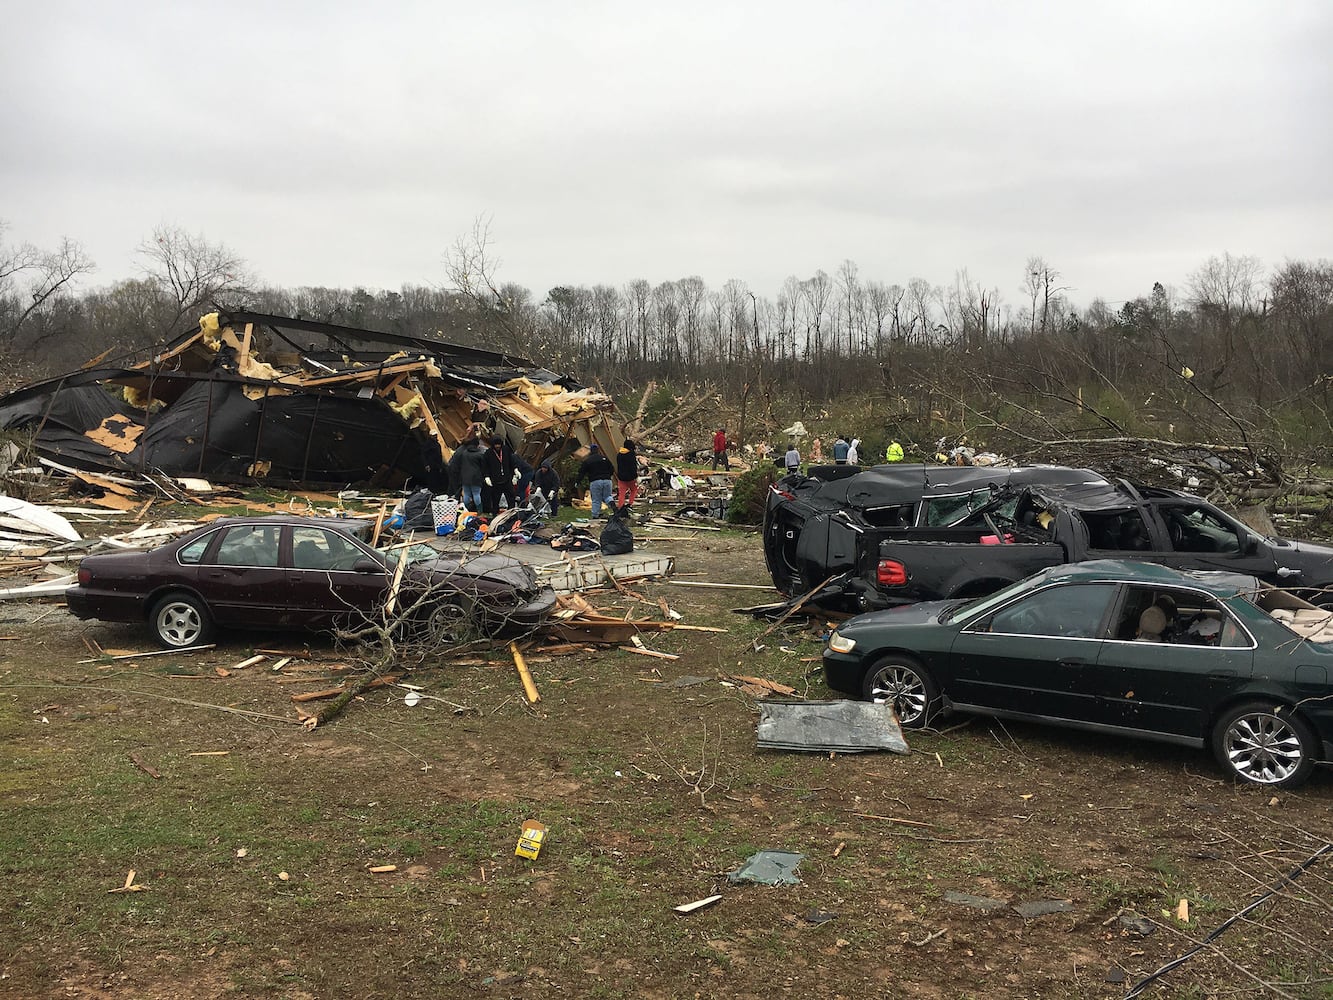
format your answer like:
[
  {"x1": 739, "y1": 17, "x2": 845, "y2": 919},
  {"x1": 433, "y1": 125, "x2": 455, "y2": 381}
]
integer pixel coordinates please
[{"x1": 885, "y1": 440, "x2": 904, "y2": 462}]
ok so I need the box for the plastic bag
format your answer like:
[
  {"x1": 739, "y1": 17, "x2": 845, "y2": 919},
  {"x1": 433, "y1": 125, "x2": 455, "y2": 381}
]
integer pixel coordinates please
[{"x1": 600, "y1": 514, "x2": 634, "y2": 556}]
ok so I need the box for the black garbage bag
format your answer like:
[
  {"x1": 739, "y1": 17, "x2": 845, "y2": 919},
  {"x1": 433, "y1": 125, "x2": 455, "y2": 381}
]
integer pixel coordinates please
[
  {"x1": 402, "y1": 487, "x2": 436, "y2": 530},
  {"x1": 600, "y1": 509, "x2": 634, "y2": 556}
]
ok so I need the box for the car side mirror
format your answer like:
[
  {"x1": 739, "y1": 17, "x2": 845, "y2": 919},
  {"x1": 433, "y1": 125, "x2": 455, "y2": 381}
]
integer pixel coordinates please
[
  {"x1": 353, "y1": 557, "x2": 383, "y2": 574},
  {"x1": 1242, "y1": 536, "x2": 1260, "y2": 557}
]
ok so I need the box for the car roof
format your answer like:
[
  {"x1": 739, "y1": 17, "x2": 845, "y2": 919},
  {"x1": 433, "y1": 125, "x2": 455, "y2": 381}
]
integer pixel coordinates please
[
  {"x1": 800, "y1": 464, "x2": 1111, "y2": 507},
  {"x1": 1038, "y1": 558, "x2": 1260, "y2": 597},
  {"x1": 203, "y1": 515, "x2": 376, "y2": 533}
]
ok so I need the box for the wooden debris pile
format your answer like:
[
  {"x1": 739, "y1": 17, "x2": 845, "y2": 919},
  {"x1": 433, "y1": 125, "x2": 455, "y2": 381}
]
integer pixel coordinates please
[{"x1": 0, "y1": 310, "x2": 622, "y2": 488}]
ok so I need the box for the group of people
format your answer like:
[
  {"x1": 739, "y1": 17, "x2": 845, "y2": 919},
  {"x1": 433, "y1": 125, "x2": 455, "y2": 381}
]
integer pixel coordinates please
[
  {"x1": 573, "y1": 439, "x2": 642, "y2": 519},
  {"x1": 445, "y1": 429, "x2": 562, "y2": 518},
  {"x1": 441, "y1": 425, "x2": 645, "y2": 523},
  {"x1": 780, "y1": 434, "x2": 906, "y2": 474}
]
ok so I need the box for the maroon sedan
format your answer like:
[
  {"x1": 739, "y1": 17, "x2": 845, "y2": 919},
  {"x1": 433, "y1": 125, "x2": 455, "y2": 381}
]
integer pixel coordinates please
[{"x1": 66, "y1": 515, "x2": 556, "y2": 648}]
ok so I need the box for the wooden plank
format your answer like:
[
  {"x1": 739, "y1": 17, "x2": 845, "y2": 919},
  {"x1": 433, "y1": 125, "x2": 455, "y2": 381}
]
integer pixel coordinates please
[
  {"x1": 384, "y1": 548, "x2": 410, "y2": 616},
  {"x1": 660, "y1": 581, "x2": 774, "y2": 591},
  {"x1": 128, "y1": 751, "x2": 161, "y2": 779},
  {"x1": 511, "y1": 641, "x2": 541, "y2": 703},
  {"x1": 674, "y1": 893, "x2": 722, "y2": 916},
  {"x1": 298, "y1": 359, "x2": 435, "y2": 388},
  {"x1": 75, "y1": 644, "x2": 215, "y2": 664},
  {"x1": 238, "y1": 322, "x2": 254, "y2": 370},
  {"x1": 731, "y1": 675, "x2": 797, "y2": 696},
  {"x1": 618, "y1": 645, "x2": 679, "y2": 661}
]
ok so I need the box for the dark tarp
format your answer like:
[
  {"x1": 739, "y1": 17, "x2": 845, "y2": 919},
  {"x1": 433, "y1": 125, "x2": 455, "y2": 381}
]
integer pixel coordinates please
[
  {"x1": 0, "y1": 311, "x2": 605, "y2": 489},
  {"x1": 0, "y1": 376, "x2": 432, "y2": 487}
]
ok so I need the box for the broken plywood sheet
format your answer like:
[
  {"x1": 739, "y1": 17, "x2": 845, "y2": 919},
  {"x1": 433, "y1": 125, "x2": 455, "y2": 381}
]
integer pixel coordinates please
[
  {"x1": 756, "y1": 699, "x2": 909, "y2": 754},
  {"x1": 85, "y1": 415, "x2": 144, "y2": 454}
]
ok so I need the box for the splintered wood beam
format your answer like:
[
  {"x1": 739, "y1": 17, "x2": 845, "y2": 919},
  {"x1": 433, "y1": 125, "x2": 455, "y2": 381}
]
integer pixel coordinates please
[
  {"x1": 371, "y1": 501, "x2": 387, "y2": 547},
  {"x1": 618, "y1": 645, "x2": 679, "y2": 660},
  {"x1": 511, "y1": 641, "x2": 541, "y2": 703},
  {"x1": 384, "y1": 549, "x2": 410, "y2": 616},
  {"x1": 238, "y1": 322, "x2": 254, "y2": 370},
  {"x1": 298, "y1": 360, "x2": 435, "y2": 388}
]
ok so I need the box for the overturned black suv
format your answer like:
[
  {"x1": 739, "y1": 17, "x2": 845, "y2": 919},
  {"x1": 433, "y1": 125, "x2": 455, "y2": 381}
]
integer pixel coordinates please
[{"x1": 763, "y1": 463, "x2": 1333, "y2": 611}]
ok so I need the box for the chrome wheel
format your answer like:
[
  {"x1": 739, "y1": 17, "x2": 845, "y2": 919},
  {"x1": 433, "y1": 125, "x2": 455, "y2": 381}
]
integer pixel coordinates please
[
  {"x1": 151, "y1": 595, "x2": 212, "y2": 648},
  {"x1": 1220, "y1": 711, "x2": 1305, "y2": 785},
  {"x1": 864, "y1": 660, "x2": 935, "y2": 727}
]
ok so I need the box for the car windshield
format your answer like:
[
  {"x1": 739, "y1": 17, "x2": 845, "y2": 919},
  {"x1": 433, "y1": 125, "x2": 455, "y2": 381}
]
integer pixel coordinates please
[
  {"x1": 939, "y1": 577, "x2": 1036, "y2": 624},
  {"x1": 377, "y1": 543, "x2": 440, "y2": 566}
]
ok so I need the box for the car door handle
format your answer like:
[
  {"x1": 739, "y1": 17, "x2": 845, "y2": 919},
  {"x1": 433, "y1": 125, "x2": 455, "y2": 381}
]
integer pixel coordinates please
[
  {"x1": 1058, "y1": 658, "x2": 1089, "y2": 668},
  {"x1": 1207, "y1": 671, "x2": 1238, "y2": 681}
]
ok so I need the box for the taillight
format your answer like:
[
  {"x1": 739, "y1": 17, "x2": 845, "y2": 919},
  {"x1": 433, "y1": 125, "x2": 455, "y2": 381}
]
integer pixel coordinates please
[
  {"x1": 78, "y1": 567, "x2": 92, "y2": 585},
  {"x1": 877, "y1": 559, "x2": 907, "y2": 586},
  {"x1": 770, "y1": 486, "x2": 796, "y2": 500}
]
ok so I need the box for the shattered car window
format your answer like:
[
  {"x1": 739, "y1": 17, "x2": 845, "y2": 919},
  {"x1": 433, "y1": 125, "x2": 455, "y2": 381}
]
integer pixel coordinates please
[
  {"x1": 926, "y1": 490, "x2": 993, "y2": 526},
  {"x1": 378, "y1": 543, "x2": 439, "y2": 566},
  {"x1": 1162, "y1": 504, "x2": 1244, "y2": 554}
]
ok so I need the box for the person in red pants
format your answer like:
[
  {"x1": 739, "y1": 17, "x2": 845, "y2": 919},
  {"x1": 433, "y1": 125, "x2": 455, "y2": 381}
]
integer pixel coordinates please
[{"x1": 615, "y1": 439, "x2": 641, "y2": 512}]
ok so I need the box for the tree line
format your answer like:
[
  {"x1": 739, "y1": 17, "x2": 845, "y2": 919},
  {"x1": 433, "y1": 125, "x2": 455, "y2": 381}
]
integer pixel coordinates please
[{"x1": 2, "y1": 220, "x2": 1330, "y2": 448}]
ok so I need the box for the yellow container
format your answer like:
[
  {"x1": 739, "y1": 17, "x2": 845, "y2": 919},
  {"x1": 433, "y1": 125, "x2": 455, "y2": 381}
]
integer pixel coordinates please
[{"x1": 515, "y1": 820, "x2": 547, "y2": 860}]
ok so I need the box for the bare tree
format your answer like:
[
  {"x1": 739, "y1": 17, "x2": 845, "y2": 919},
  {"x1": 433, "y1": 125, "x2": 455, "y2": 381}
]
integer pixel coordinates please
[
  {"x1": 0, "y1": 222, "x2": 95, "y2": 341},
  {"x1": 137, "y1": 224, "x2": 249, "y2": 336},
  {"x1": 1188, "y1": 251, "x2": 1263, "y2": 389},
  {"x1": 1022, "y1": 256, "x2": 1070, "y2": 337}
]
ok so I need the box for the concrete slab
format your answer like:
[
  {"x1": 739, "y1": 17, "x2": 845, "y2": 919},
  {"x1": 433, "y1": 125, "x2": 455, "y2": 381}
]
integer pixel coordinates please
[{"x1": 419, "y1": 535, "x2": 674, "y2": 594}]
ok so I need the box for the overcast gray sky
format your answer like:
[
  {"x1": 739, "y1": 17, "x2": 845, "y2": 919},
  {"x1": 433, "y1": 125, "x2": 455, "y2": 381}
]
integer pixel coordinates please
[{"x1": 3, "y1": 0, "x2": 1330, "y2": 308}]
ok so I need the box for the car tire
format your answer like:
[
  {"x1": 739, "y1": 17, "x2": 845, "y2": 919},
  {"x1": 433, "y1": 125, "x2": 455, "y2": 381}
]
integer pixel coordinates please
[
  {"x1": 150, "y1": 593, "x2": 215, "y2": 649},
  {"x1": 1211, "y1": 701, "x2": 1318, "y2": 789},
  {"x1": 423, "y1": 599, "x2": 479, "y2": 646},
  {"x1": 861, "y1": 655, "x2": 940, "y2": 728}
]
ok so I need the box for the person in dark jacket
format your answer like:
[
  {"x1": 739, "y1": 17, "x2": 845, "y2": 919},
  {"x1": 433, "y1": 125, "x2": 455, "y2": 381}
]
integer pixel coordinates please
[
  {"x1": 532, "y1": 458, "x2": 562, "y2": 516},
  {"x1": 447, "y1": 435, "x2": 490, "y2": 512},
  {"x1": 574, "y1": 444, "x2": 616, "y2": 519},
  {"x1": 615, "y1": 438, "x2": 641, "y2": 511},
  {"x1": 483, "y1": 437, "x2": 517, "y2": 515},
  {"x1": 513, "y1": 452, "x2": 535, "y2": 504}
]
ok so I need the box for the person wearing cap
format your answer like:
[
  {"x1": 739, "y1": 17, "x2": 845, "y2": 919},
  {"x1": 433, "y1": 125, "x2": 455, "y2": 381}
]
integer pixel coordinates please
[
  {"x1": 447, "y1": 432, "x2": 490, "y2": 512},
  {"x1": 616, "y1": 438, "x2": 642, "y2": 510},
  {"x1": 533, "y1": 458, "x2": 562, "y2": 516},
  {"x1": 574, "y1": 444, "x2": 616, "y2": 519},
  {"x1": 711, "y1": 427, "x2": 729, "y2": 471}
]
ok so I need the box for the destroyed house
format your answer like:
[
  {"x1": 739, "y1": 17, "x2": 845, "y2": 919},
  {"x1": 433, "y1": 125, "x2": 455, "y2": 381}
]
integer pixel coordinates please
[{"x1": 0, "y1": 311, "x2": 621, "y2": 488}]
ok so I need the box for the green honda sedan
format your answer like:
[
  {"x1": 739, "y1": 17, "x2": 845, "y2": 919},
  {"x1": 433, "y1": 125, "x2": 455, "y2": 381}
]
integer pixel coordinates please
[{"x1": 822, "y1": 560, "x2": 1333, "y2": 788}]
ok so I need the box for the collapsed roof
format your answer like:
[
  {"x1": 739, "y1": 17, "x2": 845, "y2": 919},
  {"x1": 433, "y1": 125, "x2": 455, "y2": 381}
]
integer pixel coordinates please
[{"x1": 0, "y1": 311, "x2": 622, "y2": 488}]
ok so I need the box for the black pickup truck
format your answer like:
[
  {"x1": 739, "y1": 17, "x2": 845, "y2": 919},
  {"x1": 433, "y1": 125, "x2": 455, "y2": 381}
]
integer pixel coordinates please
[{"x1": 763, "y1": 463, "x2": 1333, "y2": 610}]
